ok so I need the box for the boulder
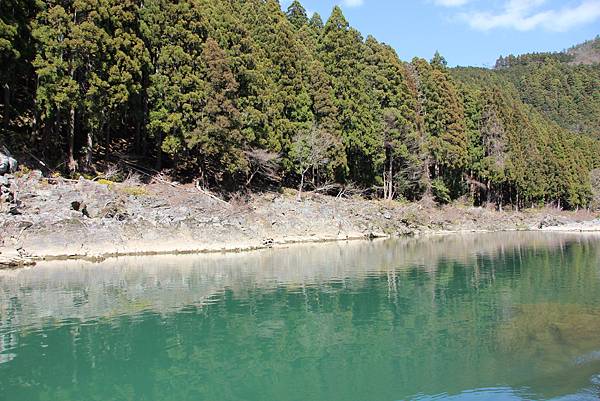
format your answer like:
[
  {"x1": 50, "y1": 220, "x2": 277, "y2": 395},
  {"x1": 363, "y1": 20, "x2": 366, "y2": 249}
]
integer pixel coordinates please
[
  {"x1": 100, "y1": 199, "x2": 129, "y2": 221},
  {"x1": 539, "y1": 215, "x2": 569, "y2": 229},
  {"x1": 0, "y1": 149, "x2": 17, "y2": 175},
  {"x1": 71, "y1": 200, "x2": 90, "y2": 218}
]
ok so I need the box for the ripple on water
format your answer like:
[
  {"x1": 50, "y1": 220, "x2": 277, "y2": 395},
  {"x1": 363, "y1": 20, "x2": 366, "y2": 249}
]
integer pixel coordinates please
[
  {"x1": 1, "y1": 233, "x2": 600, "y2": 401},
  {"x1": 412, "y1": 386, "x2": 533, "y2": 400}
]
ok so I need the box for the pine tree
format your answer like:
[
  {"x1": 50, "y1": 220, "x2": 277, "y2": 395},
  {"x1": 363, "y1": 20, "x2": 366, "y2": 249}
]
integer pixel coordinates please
[
  {"x1": 142, "y1": 0, "x2": 206, "y2": 169},
  {"x1": 365, "y1": 37, "x2": 421, "y2": 199},
  {"x1": 1, "y1": 0, "x2": 37, "y2": 141},
  {"x1": 411, "y1": 54, "x2": 468, "y2": 199},
  {"x1": 32, "y1": 0, "x2": 84, "y2": 172},
  {"x1": 185, "y1": 37, "x2": 246, "y2": 184},
  {"x1": 309, "y1": 12, "x2": 324, "y2": 32},
  {"x1": 286, "y1": 0, "x2": 308, "y2": 29},
  {"x1": 320, "y1": 6, "x2": 380, "y2": 185}
]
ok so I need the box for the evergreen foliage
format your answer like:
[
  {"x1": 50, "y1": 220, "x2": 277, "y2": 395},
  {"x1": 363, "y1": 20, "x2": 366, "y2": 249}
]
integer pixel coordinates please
[
  {"x1": 1, "y1": 0, "x2": 599, "y2": 209},
  {"x1": 492, "y1": 39, "x2": 600, "y2": 136}
]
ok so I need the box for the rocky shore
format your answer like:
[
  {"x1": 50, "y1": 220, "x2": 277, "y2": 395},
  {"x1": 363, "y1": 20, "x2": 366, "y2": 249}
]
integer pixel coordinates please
[{"x1": 1, "y1": 170, "x2": 600, "y2": 268}]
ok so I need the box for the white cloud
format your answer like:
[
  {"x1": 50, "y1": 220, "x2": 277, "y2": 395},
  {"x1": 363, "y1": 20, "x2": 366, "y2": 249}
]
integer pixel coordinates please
[
  {"x1": 342, "y1": 0, "x2": 364, "y2": 7},
  {"x1": 434, "y1": 0, "x2": 471, "y2": 7},
  {"x1": 461, "y1": 0, "x2": 600, "y2": 31}
]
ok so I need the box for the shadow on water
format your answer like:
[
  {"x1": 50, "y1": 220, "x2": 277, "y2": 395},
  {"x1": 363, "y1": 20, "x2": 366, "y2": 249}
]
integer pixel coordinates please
[{"x1": 1, "y1": 232, "x2": 600, "y2": 401}]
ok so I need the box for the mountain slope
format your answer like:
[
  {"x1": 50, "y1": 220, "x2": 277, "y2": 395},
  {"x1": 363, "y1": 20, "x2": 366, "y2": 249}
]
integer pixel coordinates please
[{"x1": 489, "y1": 38, "x2": 600, "y2": 136}]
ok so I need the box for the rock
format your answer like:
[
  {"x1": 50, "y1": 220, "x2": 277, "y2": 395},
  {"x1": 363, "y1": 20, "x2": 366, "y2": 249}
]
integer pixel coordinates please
[
  {"x1": 0, "y1": 173, "x2": 15, "y2": 208},
  {"x1": 396, "y1": 226, "x2": 415, "y2": 237},
  {"x1": 368, "y1": 232, "x2": 388, "y2": 239},
  {"x1": 0, "y1": 158, "x2": 9, "y2": 175},
  {"x1": 0, "y1": 150, "x2": 17, "y2": 175},
  {"x1": 383, "y1": 212, "x2": 392, "y2": 220},
  {"x1": 0, "y1": 255, "x2": 35, "y2": 268},
  {"x1": 8, "y1": 206, "x2": 21, "y2": 215},
  {"x1": 100, "y1": 199, "x2": 128, "y2": 221},
  {"x1": 539, "y1": 215, "x2": 569, "y2": 229},
  {"x1": 71, "y1": 201, "x2": 90, "y2": 218}
]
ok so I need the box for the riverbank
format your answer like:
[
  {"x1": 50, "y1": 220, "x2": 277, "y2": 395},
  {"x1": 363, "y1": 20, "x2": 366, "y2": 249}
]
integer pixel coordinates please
[{"x1": 1, "y1": 171, "x2": 599, "y2": 268}]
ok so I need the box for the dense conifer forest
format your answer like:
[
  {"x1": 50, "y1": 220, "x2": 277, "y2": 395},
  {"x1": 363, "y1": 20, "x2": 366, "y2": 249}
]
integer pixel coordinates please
[{"x1": 1, "y1": 0, "x2": 599, "y2": 209}]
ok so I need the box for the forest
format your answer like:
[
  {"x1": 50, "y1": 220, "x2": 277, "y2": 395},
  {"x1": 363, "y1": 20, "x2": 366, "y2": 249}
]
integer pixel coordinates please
[{"x1": 1, "y1": 0, "x2": 599, "y2": 210}]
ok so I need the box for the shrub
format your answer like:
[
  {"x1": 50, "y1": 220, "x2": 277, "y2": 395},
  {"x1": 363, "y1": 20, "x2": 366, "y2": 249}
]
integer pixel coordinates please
[{"x1": 431, "y1": 178, "x2": 451, "y2": 204}]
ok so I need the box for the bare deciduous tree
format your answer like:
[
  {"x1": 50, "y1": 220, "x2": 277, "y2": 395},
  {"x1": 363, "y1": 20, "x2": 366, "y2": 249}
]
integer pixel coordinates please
[
  {"x1": 291, "y1": 125, "x2": 340, "y2": 198},
  {"x1": 244, "y1": 149, "x2": 281, "y2": 187}
]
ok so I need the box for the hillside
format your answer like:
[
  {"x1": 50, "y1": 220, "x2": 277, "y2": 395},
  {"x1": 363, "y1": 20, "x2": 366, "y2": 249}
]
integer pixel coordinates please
[
  {"x1": 490, "y1": 37, "x2": 600, "y2": 136},
  {"x1": 1, "y1": 0, "x2": 599, "y2": 211},
  {"x1": 568, "y1": 36, "x2": 600, "y2": 66}
]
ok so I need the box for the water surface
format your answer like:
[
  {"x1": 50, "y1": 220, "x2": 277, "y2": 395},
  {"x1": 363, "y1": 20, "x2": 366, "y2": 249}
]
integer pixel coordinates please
[{"x1": 1, "y1": 232, "x2": 600, "y2": 401}]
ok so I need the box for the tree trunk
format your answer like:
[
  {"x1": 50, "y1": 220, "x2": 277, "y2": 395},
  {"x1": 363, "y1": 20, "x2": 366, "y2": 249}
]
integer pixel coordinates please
[
  {"x1": 135, "y1": 118, "x2": 141, "y2": 155},
  {"x1": 382, "y1": 170, "x2": 387, "y2": 200},
  {"x1": 54, "y1": 108, "x2": 61, "y2": 159},
  {"x1": 67, "y1": 106, "x2": 77, "y2": 172},
  {"x1": 33, "y1": 93, "x2": 40, "y2": 147},
  {"x1": 155, "y1": 130, "x2": 162, "y2": 170},
  {"x1": 298, "y1": 171, "x2": 305, "y2": 199},
  {"x1": 85, "y1": 130, "x2": 93, "y2": 169},
  {"x1": 105, "y1": 123, "x2": 111, "y2": 160},
  {"x1": 2, "y1": 83, "x2": 9, "y2": 134},
  {"x1": 423, "y1": 155, "x2": 432, "y2": 196},
  {"x1": 141, "y1": 69, "x2": 149, "y2": 156},
  {"x1": 298, "y1": 168, "x2": 309, "y2": 201},
  {"x1": 389, "y1": 157, "x2": 394, "y2": 200},
  {"x1": 469, "y1": 170, "x2": 475, "y2": 204}
]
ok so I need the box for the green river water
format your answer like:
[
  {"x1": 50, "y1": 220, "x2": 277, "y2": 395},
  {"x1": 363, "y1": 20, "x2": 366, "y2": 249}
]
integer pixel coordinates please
[{"x1": 1, "y1": 232, "x2": 600, "y2": 401}]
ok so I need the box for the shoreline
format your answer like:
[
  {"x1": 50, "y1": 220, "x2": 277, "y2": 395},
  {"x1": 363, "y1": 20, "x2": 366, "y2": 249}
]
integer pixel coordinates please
[
  {"x1": 3, "y1": 226, "x2": 600, "y2": 269},
  {"x1": 2, "y1": 172, "x2": 600, "y2": 269}
]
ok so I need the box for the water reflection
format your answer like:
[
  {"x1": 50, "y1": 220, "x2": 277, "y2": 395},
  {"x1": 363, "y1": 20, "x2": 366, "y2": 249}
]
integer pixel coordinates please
[{"x1": 0, "y1": 232, "x2": 599, "y2": 401}]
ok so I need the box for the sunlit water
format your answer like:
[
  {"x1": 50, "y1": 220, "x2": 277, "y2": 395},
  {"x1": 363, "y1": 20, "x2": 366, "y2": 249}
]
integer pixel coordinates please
[{"x1": 2, "y1": 232, "x2": 600, "y2": 401}]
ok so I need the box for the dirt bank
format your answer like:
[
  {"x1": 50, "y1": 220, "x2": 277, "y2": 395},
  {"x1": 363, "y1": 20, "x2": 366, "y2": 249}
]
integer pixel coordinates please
[{"x1": 1, "y1": 171, "x2": 599, "y2": 268}]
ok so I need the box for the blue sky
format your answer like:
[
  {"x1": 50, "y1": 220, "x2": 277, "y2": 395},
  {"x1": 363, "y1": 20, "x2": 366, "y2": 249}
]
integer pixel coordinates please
[{"x1": 280, "y1": 0, "x2": 600, "y2": 67}]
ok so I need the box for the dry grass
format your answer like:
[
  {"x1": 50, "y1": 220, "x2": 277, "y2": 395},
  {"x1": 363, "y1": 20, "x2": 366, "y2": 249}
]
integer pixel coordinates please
[{"x1": 120, "y1": 186, "x2": 149, "y2": 197}]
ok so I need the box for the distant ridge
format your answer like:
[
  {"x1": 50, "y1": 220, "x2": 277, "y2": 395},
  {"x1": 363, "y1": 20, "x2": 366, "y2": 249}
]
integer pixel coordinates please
[
  {"x1": 494, "y1": 36, "x2": 600, "y2": 69},
  {"x1": 474, "y1": 36, "x2": 600, "y2": 136},
  {"x1": 567, "y1": 36, "x2": 600, "y2": 66}
]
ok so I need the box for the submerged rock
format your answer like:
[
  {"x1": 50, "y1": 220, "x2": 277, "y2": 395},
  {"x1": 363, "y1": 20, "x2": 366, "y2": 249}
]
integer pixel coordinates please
[{"x1": 499, "y1": 303, "x2": 600, "y2": 361}]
